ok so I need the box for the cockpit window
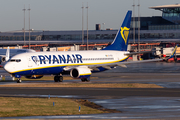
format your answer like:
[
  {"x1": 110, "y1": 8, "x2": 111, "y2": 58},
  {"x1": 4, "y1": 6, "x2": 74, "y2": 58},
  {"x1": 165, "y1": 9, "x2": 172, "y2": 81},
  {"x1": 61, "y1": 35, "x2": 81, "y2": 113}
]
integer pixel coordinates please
[
  {"x1": 10, "y1": 59, "x2": 21, "y2": 62},
  {"x1": 10, "y1": 59, "x2": 16, "y2": 62},
  {"x1": 16, "y1": 59, "x2": 21, "y2": 62}
]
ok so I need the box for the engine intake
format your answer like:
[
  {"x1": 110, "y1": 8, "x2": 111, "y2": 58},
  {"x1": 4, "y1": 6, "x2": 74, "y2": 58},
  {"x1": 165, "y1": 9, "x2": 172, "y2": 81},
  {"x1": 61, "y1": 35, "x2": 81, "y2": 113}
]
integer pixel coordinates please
[
  {"x1": 70, "y1": 67, "x2": 91, "y2": 79},
  {"x1": 0, "y1": 56, "x2": 6, "y2": 63}
]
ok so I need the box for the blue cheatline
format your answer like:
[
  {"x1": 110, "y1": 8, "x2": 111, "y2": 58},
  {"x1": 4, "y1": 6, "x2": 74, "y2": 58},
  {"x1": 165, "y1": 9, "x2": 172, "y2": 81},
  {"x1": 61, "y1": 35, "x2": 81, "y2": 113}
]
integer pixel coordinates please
[{"x1": 103, "y1": 10, "x2": 132, "y2": 51}]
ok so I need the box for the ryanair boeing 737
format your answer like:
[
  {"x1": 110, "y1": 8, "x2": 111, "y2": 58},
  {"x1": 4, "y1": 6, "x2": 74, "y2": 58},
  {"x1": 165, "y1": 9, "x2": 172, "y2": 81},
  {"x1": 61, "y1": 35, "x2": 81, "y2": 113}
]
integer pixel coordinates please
[{"x1": 3, "y1": 11, "x2": 177, "y2": 83}]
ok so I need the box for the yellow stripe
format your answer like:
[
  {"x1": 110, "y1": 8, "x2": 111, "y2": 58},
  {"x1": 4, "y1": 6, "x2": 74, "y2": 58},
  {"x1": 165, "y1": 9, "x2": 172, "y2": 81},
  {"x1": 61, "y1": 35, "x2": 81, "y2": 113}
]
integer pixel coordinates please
[
  {"x1": 11, "y1": 56, "x2": 129, "y2": 74},
  {"x1": 80, "y1": 73, "x2": 91, "y2": 76}
]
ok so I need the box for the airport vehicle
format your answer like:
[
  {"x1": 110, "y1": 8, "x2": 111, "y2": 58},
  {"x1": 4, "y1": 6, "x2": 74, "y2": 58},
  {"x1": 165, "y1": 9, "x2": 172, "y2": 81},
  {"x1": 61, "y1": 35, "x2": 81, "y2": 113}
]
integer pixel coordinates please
[
  {"x1": 3, "y1": 11, "x2": 177, "y2": 83},
  {"x1": 0, "y1": 48, "x2": 35, "y2": 64}
]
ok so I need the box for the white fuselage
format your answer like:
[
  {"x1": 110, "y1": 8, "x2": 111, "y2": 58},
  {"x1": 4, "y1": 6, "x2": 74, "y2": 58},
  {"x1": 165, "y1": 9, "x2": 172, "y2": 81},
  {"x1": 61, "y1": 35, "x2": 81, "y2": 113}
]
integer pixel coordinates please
[{"x1": 4, "y1": 50, "x2": 129, "y2": 75}]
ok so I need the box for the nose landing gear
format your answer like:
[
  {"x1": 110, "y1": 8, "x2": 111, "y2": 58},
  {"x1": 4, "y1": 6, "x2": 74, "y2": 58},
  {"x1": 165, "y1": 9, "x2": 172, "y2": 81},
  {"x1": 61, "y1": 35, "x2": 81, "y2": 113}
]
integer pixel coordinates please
[
  {"x1": 17, "y1": 79, "x2": 22, "y2": 83},
  {"x1": 15, "y1": 75, "x2": 22, "y2": 83}
]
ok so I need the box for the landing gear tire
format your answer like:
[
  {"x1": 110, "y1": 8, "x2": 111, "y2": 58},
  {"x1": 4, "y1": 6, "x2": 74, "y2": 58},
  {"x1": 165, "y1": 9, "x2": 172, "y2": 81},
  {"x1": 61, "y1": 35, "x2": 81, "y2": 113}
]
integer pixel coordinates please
[
  {"x1": 81, "y1": 78, "x2": 90, "y2": 82},
  {"x1": 54, "y1": 76, "x2": 59, "y2": 82},
  {"x1": 54, "y1": 75, "x2": 63, "y2": 82},
  {"x1": 81, "y1": 78, "x2": 86, "y2": 82},
  {"x1": 59, "y1": 76, "x2": 63, "y2": 82},
  {"x1": 17, "y1": 79, "x2": 22, "y2": 83},
  {"x1": 86, "y1": 78, "x2": 90, "y2": 82}
]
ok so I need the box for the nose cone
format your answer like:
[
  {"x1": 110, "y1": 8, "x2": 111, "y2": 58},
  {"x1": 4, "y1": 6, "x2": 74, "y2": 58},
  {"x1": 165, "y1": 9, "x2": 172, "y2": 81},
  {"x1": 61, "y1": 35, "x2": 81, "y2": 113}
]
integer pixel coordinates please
[{"x1": 4, "y1": 62, "x2": 12, "y2": 73}]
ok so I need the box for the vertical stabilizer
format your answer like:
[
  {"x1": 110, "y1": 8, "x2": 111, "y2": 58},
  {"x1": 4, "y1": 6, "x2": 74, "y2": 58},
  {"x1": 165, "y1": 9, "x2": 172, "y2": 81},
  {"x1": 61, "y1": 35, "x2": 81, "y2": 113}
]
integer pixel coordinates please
[
  {"x1": 103, "y1": 11, "x2": 132, "y2": 51},
  {"x1": 5, "y1": 46, "x2": 10, "y2": 61}
]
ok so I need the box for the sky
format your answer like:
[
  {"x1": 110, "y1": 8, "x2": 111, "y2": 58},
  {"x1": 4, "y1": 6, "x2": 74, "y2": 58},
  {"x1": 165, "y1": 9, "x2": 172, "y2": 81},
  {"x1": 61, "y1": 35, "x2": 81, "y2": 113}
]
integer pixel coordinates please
[{"x1": 0, "y1": 0, "x2": 179, "y2": 32}]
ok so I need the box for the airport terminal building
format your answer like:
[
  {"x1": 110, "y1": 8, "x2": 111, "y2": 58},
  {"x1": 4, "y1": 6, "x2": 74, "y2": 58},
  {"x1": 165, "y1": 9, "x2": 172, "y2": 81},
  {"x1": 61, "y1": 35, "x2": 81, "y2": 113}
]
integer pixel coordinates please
[{"x1": 0, "y1": 4, "x2": 180, "y2": 46}]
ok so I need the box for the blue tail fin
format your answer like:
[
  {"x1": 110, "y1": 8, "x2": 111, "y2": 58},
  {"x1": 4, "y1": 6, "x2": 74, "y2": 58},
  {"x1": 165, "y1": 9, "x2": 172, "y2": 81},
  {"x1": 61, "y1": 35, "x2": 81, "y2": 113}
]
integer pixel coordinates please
[
  {"x1": 167, "y1": 44, "x2": 178, "y2": 59},
  {"x1": 103, "y1": 11, "x2": 132, "y2": 51}
]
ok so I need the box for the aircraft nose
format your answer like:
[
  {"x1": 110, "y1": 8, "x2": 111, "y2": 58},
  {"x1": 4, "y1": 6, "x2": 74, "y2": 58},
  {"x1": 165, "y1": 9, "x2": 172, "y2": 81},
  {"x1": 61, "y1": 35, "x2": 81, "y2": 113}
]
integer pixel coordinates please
[{"x1": 4, "y1": 63, "x2": 11, "y2": 73}]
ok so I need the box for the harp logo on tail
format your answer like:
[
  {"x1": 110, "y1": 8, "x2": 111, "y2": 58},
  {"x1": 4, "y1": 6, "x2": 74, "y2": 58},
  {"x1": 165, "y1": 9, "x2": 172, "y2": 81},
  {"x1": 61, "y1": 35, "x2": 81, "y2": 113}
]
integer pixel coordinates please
[{"x1": 120, "y1": 27, "x2": 130, "y2": 45}]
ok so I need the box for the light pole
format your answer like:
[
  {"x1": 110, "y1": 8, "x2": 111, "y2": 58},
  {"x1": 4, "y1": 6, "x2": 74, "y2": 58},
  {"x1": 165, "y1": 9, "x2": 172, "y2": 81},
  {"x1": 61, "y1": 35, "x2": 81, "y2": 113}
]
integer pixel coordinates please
[
  {"x1": 102, "y1": 23, "x2": 105, "y2": 30},
  {"x1": 81, "y1": 3, "x2": 84, "y2": 45},
  {"x1": 22, "y1": 5, "x2": 26, "y2": 46},
  {"x1": 132, "y1": 0, "x2": 135, "y2": 44},
  {"x1": 28, "y1": 4, "x2": 31, "y2": 49},
  {"x1": 137, "y1": 0, "x2": 141, "y2": 59},
  {"x1": 86, "y1": 2, "x2": 89, "y2": 50}
]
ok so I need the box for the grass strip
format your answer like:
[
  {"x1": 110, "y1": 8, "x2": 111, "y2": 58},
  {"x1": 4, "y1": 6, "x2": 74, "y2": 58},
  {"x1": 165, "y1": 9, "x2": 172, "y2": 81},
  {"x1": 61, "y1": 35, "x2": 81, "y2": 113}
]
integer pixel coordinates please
[
  {"x1": 0, "y1": 97, "x2": 107, "y2": 117},
  {"x1": 0, "y1": 83, "x2": 163, "y2": 88}
]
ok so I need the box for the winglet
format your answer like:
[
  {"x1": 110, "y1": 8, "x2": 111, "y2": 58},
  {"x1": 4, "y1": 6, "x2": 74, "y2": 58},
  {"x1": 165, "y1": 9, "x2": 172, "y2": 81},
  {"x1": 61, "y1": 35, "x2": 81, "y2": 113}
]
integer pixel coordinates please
[
  {"x1": 166, "y1": 44, "x2": 178, "y2": 60},
  {"x1": 5, "y1": 46, "x2": 10, "y2": 61}
]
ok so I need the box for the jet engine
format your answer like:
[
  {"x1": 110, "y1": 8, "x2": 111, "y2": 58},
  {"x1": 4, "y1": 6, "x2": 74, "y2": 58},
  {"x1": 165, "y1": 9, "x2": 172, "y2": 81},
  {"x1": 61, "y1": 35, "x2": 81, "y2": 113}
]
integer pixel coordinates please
[
  {"x1": 0, "y1": 56, "x2": 6, "y2": 63},
  {"x1": 70, "y1": 67, "x2": 91, "y2": 79},
  {"x1": 25, "y1": 75, "x2": 43, "y2": 79}
]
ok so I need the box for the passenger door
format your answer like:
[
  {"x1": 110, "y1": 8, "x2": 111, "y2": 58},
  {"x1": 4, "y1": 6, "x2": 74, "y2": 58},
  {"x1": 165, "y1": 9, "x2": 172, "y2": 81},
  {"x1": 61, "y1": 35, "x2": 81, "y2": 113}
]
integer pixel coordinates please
[{"x1": 27, "y1": 56, "x2": 32, "y2": 67}]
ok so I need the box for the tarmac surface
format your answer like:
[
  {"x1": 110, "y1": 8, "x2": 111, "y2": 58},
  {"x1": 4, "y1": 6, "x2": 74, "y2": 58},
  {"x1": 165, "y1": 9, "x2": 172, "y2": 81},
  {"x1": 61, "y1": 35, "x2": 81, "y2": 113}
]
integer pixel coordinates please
[
  {"x1": 1, "y1": 87, "x2": 180, "y2": 98},
  {"x1": 1, "y1": 62, "x2": 180, "y2": 119}
]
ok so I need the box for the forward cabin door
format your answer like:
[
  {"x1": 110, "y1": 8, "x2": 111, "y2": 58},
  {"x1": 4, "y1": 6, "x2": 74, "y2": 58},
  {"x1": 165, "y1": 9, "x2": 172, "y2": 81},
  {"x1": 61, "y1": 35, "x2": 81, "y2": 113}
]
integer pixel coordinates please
[{"x1": 27, "y1": 56, "x2": 32, "y2": 67}]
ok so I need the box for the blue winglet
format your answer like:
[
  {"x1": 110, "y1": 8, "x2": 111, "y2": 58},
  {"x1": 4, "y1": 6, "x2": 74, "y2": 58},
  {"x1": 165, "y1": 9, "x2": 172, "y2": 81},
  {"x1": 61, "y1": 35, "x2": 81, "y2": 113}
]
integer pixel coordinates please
[
  {"x1": 167, "y1": 44, "x2": 178, "y2": 59},
  {"x1": 102, "y1": 11, "x2": 132, "y2": 51}
]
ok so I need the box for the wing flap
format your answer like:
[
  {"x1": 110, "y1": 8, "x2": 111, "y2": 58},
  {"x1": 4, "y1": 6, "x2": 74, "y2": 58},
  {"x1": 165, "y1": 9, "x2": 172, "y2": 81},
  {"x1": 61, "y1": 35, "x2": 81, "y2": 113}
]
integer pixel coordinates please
[
  {"x1": 102, "y1": 66, "x2": 112, "y2": 70},
  {"x1": 117, "y1": 64, "x2": 127, "y2": 68},
  {"x1": 90, "y1": 67, "x2": 100, "y2": 71}
]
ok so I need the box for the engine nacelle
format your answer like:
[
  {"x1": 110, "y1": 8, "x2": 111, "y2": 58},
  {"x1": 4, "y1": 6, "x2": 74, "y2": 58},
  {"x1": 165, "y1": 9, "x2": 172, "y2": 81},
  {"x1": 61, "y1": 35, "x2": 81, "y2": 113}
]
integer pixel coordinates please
[
  {"x1": 0, "y1": 56, "x2": 6, "y2": 63},
  {"x1": 70, "y1": 67, "x2": 91, "y2": 79},
  {"x1": 25, "y1": 75, "x2": 43, "y2": 79}
]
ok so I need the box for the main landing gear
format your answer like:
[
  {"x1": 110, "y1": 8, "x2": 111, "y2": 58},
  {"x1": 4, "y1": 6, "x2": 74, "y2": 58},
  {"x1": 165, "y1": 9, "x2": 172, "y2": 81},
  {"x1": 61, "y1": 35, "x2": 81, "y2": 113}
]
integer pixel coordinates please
[
  {"x1": 54, "y1": 75, "x2": 90, "y2": 82},
  {"x1": 81, "y1": 78, "x2": 90, "y2": 82},
  {"x1": 54, "y1": 75, "x2": 63, "y2": 82}
]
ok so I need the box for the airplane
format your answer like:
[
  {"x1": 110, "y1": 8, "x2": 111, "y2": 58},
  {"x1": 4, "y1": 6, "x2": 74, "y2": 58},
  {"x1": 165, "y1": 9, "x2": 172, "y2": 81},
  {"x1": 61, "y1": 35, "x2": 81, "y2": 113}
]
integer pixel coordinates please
[
  {"x1": 0, "y1": 47, "x2": 35, "y2": 64},
  {"x1": 3, "y1": 11, "x2": 178, "y2": 83}
]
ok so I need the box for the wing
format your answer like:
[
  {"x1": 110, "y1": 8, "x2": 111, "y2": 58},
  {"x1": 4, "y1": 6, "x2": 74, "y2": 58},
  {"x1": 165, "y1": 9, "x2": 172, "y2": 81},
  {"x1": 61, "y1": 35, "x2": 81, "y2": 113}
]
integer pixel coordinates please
[
  {"x1": 63, "y1": 58, "x2": 164, "y2": 72},
  {"x1": 88, "y1": 58, "x2": 163, "y2": 71},
  {"x1": 124, "y1": 50, "x2": 156, "y2": 56}
]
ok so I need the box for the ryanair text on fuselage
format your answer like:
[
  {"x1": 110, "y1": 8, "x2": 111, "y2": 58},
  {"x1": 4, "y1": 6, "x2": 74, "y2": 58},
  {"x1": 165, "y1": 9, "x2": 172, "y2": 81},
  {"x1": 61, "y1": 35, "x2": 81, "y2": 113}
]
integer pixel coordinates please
[{"x1": 31, "y1": 54, "x2": 83, "y2": 64}]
